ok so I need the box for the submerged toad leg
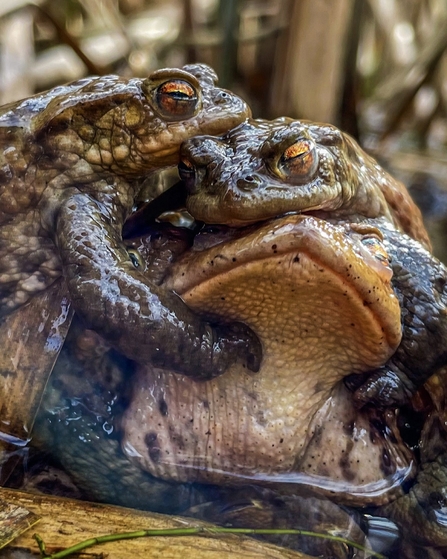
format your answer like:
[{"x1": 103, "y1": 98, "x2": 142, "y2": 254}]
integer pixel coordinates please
[{"x1": 56, "y1": 193, "x2": 261, "y2": 378}]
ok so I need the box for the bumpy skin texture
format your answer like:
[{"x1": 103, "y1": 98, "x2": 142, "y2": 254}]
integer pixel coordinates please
[
  {"x1": 0, "y1": 64, "x2": 261, "y2": 378},
  {"x1": 178, "y1": 126, "x2": 447, "y2": 550},
  {"x1": 39, "y1": 218, "x2": 407, "y2": 495},
  {"x1": 343, "y1": 218, "x2": 447, "y2": 407},
  {"x1": 180, "y1": 119, "x2": 447, "y2": 397},
  {"x1": 35, "y1": 218, "x2": 447, "y2": 554},
  {"x1": 121, "y1": 215, "x2": 407, "y2": 499},
  {"x1": 180, "y1": 118, "x2": 431, "y2": 249}
]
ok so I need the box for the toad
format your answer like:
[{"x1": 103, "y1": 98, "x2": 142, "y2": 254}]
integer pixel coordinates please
[
  {"x1": 178, "y1": 118, "x2": 447, "y2": 401},
  {"x1": 121, "y1": 214, "x2": 413, "y2": 504},
  {"x1": 38, "y1": 213, "x2": 415, "y2": 505},
  {"x1": 0, "y1": 64, "x2": 260, "y2": 379},
  {"x1": 179, "y1": 118, "x2": 431, "y2": 249},
  {"x1": 175, "y1": 120, "x2": 447, "y2": 551}
]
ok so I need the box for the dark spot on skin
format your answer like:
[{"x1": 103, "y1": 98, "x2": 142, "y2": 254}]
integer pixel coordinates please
[
  {"x1": 293, "y1": 256, "x2": 300, "y2": 263},
  {"x1": 343, "y1": 420, "x2": 355, "y2": 436},
  {"x1": 205, "y1": 430, "x2": 211, "y2": 436},
  {"x1": 145, "y1": 431, "x2": 161, "y2": 463},
  {"x1": 338, "y1": 454, "x2": 356, "y2": 482},
  {"x1": 202, "y1": 400, "x2": 209, "y2": 409},
  {"x1": 271, "y1": 244, "x2": 277, "y2": 250},
  {"x1": 312, "y1": 425, "x2": 323, "y2": 446},
  {"x1": 313, "y1": 381, "x2": 325, "y2": 393},
  {"x1": 159, "y1": 399, "x2": 168, "y2": 416}
]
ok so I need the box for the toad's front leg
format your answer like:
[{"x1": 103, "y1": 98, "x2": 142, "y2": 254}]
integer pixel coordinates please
[{"x1": 54, "y1": 192, "x2": 261, "y2": 379}]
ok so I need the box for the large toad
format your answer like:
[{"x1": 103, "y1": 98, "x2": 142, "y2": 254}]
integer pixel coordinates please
[
  {"x1": 37, "y1": 214, "x2": 418, "y2": 509},
  {"x1": 0, "y1": 64, "x2": 260, "y2": 379},
  {"x1": 121, "y1": 214, "x2": 411, "y2": 501}
]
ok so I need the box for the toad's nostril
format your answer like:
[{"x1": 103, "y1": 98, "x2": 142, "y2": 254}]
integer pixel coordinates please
[
  {"x1": 178, "y1": 158, "x2": 197, "y2": 193},
  {"x1": 215, "y1": 91, "x2": 230, "y2": 104},
  {"x1": 237, "y1": 175, "x2": 260, "y2": 191}
]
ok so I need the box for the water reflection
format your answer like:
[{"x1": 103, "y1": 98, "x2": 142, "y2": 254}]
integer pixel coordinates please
[{"x1": 2, "y1": 216, "x2": 447, "y2": 558}]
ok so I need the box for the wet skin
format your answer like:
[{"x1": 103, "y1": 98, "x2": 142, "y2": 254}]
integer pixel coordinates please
[
  {"x1": 34, "y1": 216, "x2": 447, "y2": 554},
  {"x1": 179, "y1": 118, "x2": 447, "y2": 400},
  {"x1": 39, "y1": 216, "x2": 413, "y2": 505},
  {"x1": 178, "y1": 121, "x2": 447, "y2": 551},
  {"x1": 122, "y1": 215, "x2": 412, "y2": 504},
  {"x1": 0, "y1": 64, "x2": 261, "y2": 379},
  {"x1": 179, "y1": 118, "x2": 431, "y2": 249}
]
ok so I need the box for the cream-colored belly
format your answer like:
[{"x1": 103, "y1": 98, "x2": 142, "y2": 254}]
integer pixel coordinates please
[{"x1": 121, "y1": 253, "x2": 411, "y2": 498}]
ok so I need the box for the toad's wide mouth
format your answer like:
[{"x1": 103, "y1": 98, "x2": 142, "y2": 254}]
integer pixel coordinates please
[{"x1": 164, "y1": 213, "x2": 402, "y2": 362}]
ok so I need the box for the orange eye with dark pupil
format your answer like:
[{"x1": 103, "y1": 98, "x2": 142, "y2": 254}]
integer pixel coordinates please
[
  {"x1": 156, "y1": 80, "x2": 198, "y2": 119},
  {"x1": 278, "y1": 139, "x2": 318, "y2": 180}
]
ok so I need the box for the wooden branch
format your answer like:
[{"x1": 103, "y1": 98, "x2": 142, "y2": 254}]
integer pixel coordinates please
[{"x1": 0, "y1": 488, "x2": 309, "y2": 559}]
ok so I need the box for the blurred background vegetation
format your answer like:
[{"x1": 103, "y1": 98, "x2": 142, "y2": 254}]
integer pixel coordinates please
[{"x1": 1, "y1": 0, "x2": 447, "y2": 260}]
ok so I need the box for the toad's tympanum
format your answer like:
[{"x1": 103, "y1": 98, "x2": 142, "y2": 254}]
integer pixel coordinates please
[{"x1": 0, "y1": 64, "x2": 260, "y2": 378}]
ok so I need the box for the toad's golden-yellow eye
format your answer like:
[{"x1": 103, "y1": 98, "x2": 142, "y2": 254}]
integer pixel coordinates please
[
  {"x1": 278, "y1": 139, "x2": 318, "y2": 181},
  {"x1": 127, "y1": 248, "x2": 146, "y2": 271},
  {"x1": 155, "y1": 80, "x2": 198, "y2": 119},
  {"x1": 361, "y1": 236, "x2": 390, "y2": 265}
]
